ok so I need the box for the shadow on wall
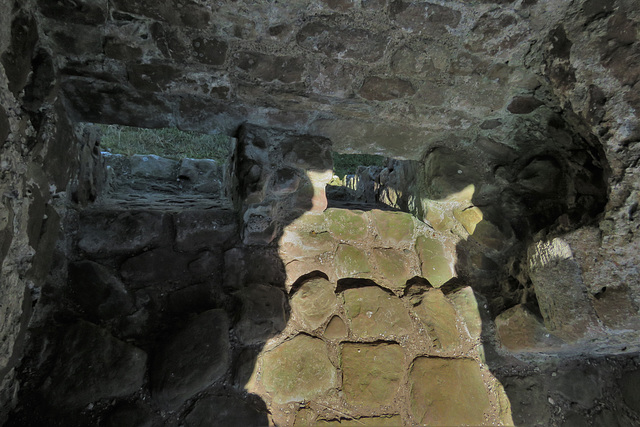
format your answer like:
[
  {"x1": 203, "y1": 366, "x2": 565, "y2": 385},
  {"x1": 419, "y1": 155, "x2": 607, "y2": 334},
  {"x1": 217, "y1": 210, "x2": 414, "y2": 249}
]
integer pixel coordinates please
[{"x1": 4, "y1": 124, "x2": 332, "y2": 426}]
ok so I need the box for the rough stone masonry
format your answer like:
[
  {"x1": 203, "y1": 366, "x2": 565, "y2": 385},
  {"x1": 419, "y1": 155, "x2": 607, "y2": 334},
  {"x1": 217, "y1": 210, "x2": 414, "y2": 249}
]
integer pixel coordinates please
[{"x1": 1, "y1": 0, "x2": 640, "y2": 425}]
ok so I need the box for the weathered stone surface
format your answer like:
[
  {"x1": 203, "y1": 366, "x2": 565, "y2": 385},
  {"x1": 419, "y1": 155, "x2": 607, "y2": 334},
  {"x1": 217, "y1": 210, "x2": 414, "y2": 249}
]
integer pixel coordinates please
[
  {"x1": 129, "y1": 154, "x2": 178, "y2": 179},
  {"x1": 100, "y1": 402, "x2": 157, "y2": 427},
  {"x1": 343, "y1": 286, "x2": 413, "y2": 340},
  {"x1": 507, "y1": 96, "x2": 544, "y2": 114},
  {"x1": 502, "y1": 375, "x2": 552, "y2": 427},
  {"x1": 528, "y1": 238, "x2": 600, "y2": 340},
  {"x1": 177, "y1": 158, "x2": 223, "y2": 194},
  {"x1": 415, "y1": 236, "x2": 454, "y2": 287},
  {"x1": 151, "y1": 309, "x2": 230, "y2": 410},
  {"x1": 174, "y1": 209, "x2": 237, "y2": 251},
  {"x1": 48, "y1": 321, "x2": 147, "y2": 408},
  {"x1": 551, "y1": 364, "x2": 602, "y2": 408},
  {"x1": 391, "y1": 1, "x2": 461, "y2": 36},
  {"x1": 184, "y1": 395, "x2": 266, "y2": 427},
  {"x1": 448, "y1": 286, "x2": 483, "y2": 340},
  {"x1": 68, "y1": 260, "x2": 134, "y2": 320},
  {"x1": 318, "y1": 416, "x2": 402, "y2": 426},
  {"x1": 341, "y1": 343, "x2": 404, "y2": 408},
  {"x1": 413, "y1": 289, "x2": 460, "y2": 351},
  {"x1": 121, "y1": 247, "x2": 221, "y2": 285},
  {"x1": 324, "y1": 315, "x2": 348, "y2": 340},
  {"x1": 291, "y1": 277, "x2": 337, "y2": 331},
  {"x1": 359, "y1": 76, "x2": 415, "y2": 101},
  {"x1": 260, "y1": 334, "x2": 337, "y2": 404},
  {"x1": 326, "y1": 209, "x2": 367, "y2": 242},
  {"x1": 296, "y1": 21, "x2": 388, "y2": 62},
  {"x1": 372, "y1": 248, "x2": 412, "y2": 291},
  {"x1": 619, "y1": 368, "x2": 640, "y2": 414},
  {"x1": 409, "y1": 357, "x2": 490, "y2": 426},
  {"x1": 496, "y1": 304, "x2": 564, "y2": 351},
  {"x1": 234, "y1": 284, "x2": 287, "y2": 344},
  {"x1": 78, "y1": 211, "x2": 165, "y2": 256},
  {"x1": 236, "y1": 52, "x2": 304, "y2": 83},
  {"x1": 335, "y1": 245, "x2": 371, "y2": 278},
  {"x1": 371, "y1": 210, "x2": 414, "y2": 247}
]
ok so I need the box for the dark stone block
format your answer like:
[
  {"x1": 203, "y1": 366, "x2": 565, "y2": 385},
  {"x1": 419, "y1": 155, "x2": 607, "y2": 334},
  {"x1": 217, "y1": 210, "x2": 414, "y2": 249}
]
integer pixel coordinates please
[
  {"x1": 236, "y1": 51, "x2": 304, "y2": 83},
  {"x1": 234, "y1": 284, "x2": 288, "y2": 345},
  {"x1": 104, "y1": 38, "x2": 144, "y2": 61},
  {"x1": 128, "y1": 62, "x2": 182, "y2": 92},
  {"x1": 391, "y1": 1, "x2": 461, "y2": 36},
  {"x1": 549, "y1": 25, "x2": 572, "y2": 59},
  {"x1": 192, "y1": 37, "x2": 228, "y2": 66},
  {"x1": 151, "y1": 309, "x2": 230, "y2": 410},
  {"x1": 184, "y1": 394, "x2": 267, "y2": 426},
  {"x1": 37, "y1": 0, "x2": 108, "y2": 25},
  {"x1": 297, "y1": 20, "x2": 389, "y2": 63},
  {"x1": 151, "y1": 23, "x2": 190, "y2": 62},
  {"x1": 78, "y1": 211, "x2": 166, "y2": 256},
  {"x1": 68, "y1": 260, "x2": 134, "y2": 321},
  {"x1": 174, "y1": 209, "x2": 237, "y2": 251},
  {"x1": 112, "y1": 0, "x2": 210, "y2": 29},
  {"x1": 1, "y1": 12, "x2": 39, "y2": 95},
  {"x1": 359, "y1": 76, "x2": 415, "y2": 101},
  {"x1": 320, "y1": 0, "x2": 356, "y2": 11},
  {"x1": 619, "y1": 368, "x2": 640, "y2": 414},
  {"x1": 480, "y1": 119, "x2": 502, "y2": 129},
  {"x1": 48, "y1": 321, "x2": 147, "y2": 408},
  {"x1": 507, "y1": 96, "x2": 544, "y2": 114},
  {"x1": 280, "y1": 135, "x2": 333, "y2": 171},
  {"x1": 100, "y1": 402, "x2": 158, "y2": 427},
  {"x1": 0, "y1": 105, "x2": 9, "y2": 145}
]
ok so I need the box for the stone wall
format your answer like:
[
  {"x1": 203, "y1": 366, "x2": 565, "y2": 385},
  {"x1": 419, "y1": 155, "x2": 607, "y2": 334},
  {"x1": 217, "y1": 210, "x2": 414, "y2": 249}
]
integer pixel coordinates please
[{"x1": 0, "y1": 1, "x2": 80, "y2": 420}]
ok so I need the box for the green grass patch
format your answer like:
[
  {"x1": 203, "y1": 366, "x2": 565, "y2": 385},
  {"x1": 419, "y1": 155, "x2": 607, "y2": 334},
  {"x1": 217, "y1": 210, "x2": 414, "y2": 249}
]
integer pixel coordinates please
[
  {"x1": 332, "y1": 152, "x2": 385, "y2": 179},
  {"x1": 97, "y1": 124, "x2": 232, "y2": 162}
]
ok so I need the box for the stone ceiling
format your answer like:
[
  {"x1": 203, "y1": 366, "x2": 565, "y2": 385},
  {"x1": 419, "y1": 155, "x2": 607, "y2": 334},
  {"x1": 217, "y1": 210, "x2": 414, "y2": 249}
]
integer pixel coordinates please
[{"x1": 31, "y1": 0, "x2": 637, "y2": 160}]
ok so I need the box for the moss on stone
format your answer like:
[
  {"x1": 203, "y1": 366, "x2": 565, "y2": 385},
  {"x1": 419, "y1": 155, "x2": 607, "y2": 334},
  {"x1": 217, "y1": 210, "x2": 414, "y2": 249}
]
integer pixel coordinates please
[
  {"x1": 326, "y1": 208, "x2": 367, "y2": 242},
  {"x1": 415, "y1": 236, "x2": 453, "y2": 287},
  {"x1": 371, "y1": 209, "x2": 414, "y2": 247},
  {"x1": 335, "y1": 244, "x2": 371, "y2": 278}
]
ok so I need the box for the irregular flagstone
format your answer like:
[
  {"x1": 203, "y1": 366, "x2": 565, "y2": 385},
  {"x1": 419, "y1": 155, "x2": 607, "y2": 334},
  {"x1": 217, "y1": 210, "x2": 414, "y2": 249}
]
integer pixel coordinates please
[
  {"x1": 151, "y1": 309, "x2": 230, "y2": 410},
  {"x1": 184, "y1": 395, "x2": 267, "y2": 427},
  {"x1": 335, "y1": 244, "x2": 372, "y2": 278},
  {"x1": 409, "y1": 357, "x2": 490, "y2": 426},
  {"x1": 413, "y1": 289, "x2": 461, "y2": 351},
  {"x1": 324, "y1": 315, "x2": 348, "y2": 340},
  {"x1": 415, "y1": 235, "x2": 455, "y2": 287},
  {"x1": 318, "y1": 415, "x2": 403, "y2": 426},
  {"x1": 325, "y1": 209, "x2": 368, "y2": 242},
  {"x1": 341, "y1": 343, "x2": 405, "y2": 409},
  {"x1": 260, "y1": 334, "x2": 337, "y2": 404},
  {"x1": 448, "y1": 286, "x2": 484, "y2": 340},
  {"x1": 372, "y1": 248, "x2": 413, "y2": 292},
  {"x1": 342, "y1": 286, "x2": 413, "y2": 340},
  {"x1": 48, "y1": 321, "x2": 147, "y2": 408},
  {"x1": 371, "y1": 209, "x2": 414, "y2": 247},
  {"x1": 234, "y1": 284, "x2": 288, "y2": 344},
  {"x1": 279, "y1": 227, "x2": 336, "y2": 263},
  {"x1": 291, "y1": 277, "x2": 338, "y2": 331}
]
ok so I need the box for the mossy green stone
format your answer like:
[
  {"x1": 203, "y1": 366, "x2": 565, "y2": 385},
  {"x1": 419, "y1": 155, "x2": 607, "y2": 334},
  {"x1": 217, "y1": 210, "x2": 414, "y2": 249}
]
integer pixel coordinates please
[
  {"x1": 409, "y1": 357, "x2": 490, "y2": 426},
  {"x1": 341, "y1": 343, "x2": 404, "y2": 408},
  {"x1": 261, "y1": 335, "x2": 337, "y2": 404},
  {"x1": 373, "y1": 248, "x2": 411, "y2": 291},
  {"x1": 335, "y1": 244, "x2": 371, "y2": 278},
  {"x1": 342, "y1": 286, "x2": 413, "y2": 340},
  {"x1": 413, "y1": 289, "x2": 460, "y2": 351},
  {"x1": 415, "y1": 235, "x2": 453, "y2": 287},
  {"x1": 371, "y1": 209, "x2": 414, "y2": 247},
  {"x1": 326, "y1": 208, "x2": 367, "y2": 241}
]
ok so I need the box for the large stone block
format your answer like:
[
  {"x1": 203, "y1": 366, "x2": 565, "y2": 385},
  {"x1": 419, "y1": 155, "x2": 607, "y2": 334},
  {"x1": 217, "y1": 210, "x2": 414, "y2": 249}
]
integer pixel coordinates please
[
  {"x1": 335, "y1": 244, "x2": 371, "y2": 279},
  {"x1": 184, "y1": 395, "x2": 266, "y2": 427},
  {"x1": 78, "y1": 211, "x2": 166, "y2": 256},
  {"x1": 234, "y1": 284, "x2": 287, "y2": 344},
  {"x1": 391, "y1": 1, "x2": 461, "y2": 36},
  {"x1": 326, "y1": 209, "x2": 368, "y2": 242},
  {"x1": 528, "y1": 238, "x2": 600, "y2": 340},
  {"x1": 409, "y1": 357, "x2": 490, "y2": 426},
  {"x1": 260, "y1": 334, "x2": 337, "y2": 404},
  {"x1": 495, "y1": 304, "x2": 564, "y2": 352},
  {"x1": 151, "y1": 309, "x2": 230, "y2": 410},
  {"x1": 174, "y1": 209, "x2": 237, "y2": 252},
  {"x1": 413, "y1": 289, "x2": 461, "y2": 352},
  {"x1": 48, "y1": 321, "x2": 147, "y2": 408},
  {"x1": 415, "y1": 235, "x2": 454, "y2": 287},
  {"x1": 359, "y1": 76, "x2": 415, "y2": 101},
  {"x1": 236, "y1": 52, "x2": 304, "y2": 84},
  {"x1": 68, "y1": 260, "x2": 134, "y2": 321},
  {"x1": 371, "y1": 210, "x2": 414, "y2": 248},
  {"x1": 341, "y1": 343, "x2": 404, "y2": 409},
  {"x1": 290, "y1": 277, "x2": 338, "y2": 331},
  {"x1": 372, "y1": 248, "x2": 414, "y2": 292},
  {"x1": 342, "y1": 286, "x2": 413, "y2": 340}
]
